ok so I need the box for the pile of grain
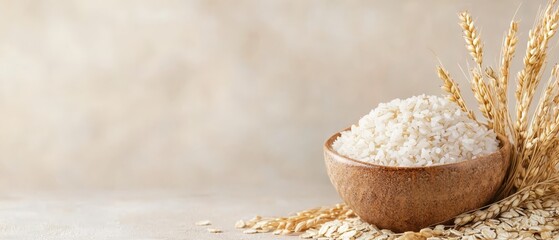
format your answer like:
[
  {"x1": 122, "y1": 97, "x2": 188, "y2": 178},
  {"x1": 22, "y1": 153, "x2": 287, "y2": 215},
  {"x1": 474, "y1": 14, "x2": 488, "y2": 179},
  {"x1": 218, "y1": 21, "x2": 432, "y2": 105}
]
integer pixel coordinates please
[
  {"x1": 332, "y1": 95, "x2": 498, "y2": 167},
  {"x1": 238, "y1": 194, "x2": 559, "y2": 239}
]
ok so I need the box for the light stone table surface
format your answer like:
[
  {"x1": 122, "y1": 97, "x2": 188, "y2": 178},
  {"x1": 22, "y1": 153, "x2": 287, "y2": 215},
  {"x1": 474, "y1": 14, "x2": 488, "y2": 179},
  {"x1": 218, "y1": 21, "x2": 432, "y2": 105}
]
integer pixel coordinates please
[{"x1": 0, "y1": 184, "x2": 340, "y2": 240}]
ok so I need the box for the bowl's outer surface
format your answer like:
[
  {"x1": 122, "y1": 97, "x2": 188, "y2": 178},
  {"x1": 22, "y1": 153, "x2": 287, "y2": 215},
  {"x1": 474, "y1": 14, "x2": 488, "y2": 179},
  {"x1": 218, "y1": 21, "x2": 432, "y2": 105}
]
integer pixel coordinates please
[{"x1": 324, "y1": 132, "x2": 511, "y2": 232}]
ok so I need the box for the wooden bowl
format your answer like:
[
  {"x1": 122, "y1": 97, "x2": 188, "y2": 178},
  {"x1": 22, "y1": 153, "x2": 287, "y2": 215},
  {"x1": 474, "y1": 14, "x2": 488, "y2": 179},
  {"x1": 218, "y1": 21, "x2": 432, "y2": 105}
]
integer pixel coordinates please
[{"x1": 324, "y1": 131, "x2": 510, "y2": 232}]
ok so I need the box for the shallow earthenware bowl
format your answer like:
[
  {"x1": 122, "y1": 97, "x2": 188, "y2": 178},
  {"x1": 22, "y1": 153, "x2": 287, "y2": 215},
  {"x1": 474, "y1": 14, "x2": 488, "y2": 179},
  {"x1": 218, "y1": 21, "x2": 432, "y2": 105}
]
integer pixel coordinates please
[{"x1": 324, "y1": 130, "x2": 510, "y2": 233}]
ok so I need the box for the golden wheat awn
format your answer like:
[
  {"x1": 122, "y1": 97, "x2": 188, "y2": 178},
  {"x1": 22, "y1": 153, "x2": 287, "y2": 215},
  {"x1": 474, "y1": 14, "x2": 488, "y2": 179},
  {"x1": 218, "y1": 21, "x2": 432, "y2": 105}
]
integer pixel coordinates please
[
  {"x1": 495, "y1": 20, "x2": 518, "y2": 138},
  {"x1": 437, "y1": 66, "x2": 476, "y2": 120},
  {"x1": 238, "y1": 204, "x2": 355, "y2": 235},
  {"x1": 459, "y1": 11, "x2": 483, "y2": 67},
  {"x1": 458, "y1": 11, "x2": 498, "y2": 131},
  {"x1": 485, "y1": 67, "x2": 508, "y2": 134},
  {"x1": 470, "y1": 70, "x2": 496, "y2": 129},
  {"x1": 237, "y1": 1, "x2": 559, "y2": 238},
  {"x1": 500, "y1": 21, "x2": 518, "y2": 88}
]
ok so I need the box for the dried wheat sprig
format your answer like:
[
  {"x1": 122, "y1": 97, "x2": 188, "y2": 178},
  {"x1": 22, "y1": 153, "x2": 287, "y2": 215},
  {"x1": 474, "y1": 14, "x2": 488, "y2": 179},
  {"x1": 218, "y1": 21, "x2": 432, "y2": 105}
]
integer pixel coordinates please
[
  {"x1": 437, "y1": 66, "x2": 475, "y2": 119},
  {"x1": 498, "y1": 20, "x2": 518, "y2": 137},
  {"x1": 459, "y1": 11, "x2": 483, "y2": 67},
  {"x1": 485, "y1": 67, "x2": 507, "y2": 134},
  {"x1": 500, "y1": 21, "x2": 519, "y2": 91},
  {"x1": 527, "y1": 65, "x2": 559, "y2": 145},
  {"x1": 514, "y1": 35, "x2": 540, "y2": 148},
  {"x1": 458, "y1": 11, "x2": 498, "y2": 130},
  {"x1": 538, "y1": 110, "x2": 559, "y2": 150},
  {"x1": 238, "y1": 203, "x2": 356, "y2": 234},
  {"x1": 471, "y1": 70, "x2": 495, "y2": 128}
]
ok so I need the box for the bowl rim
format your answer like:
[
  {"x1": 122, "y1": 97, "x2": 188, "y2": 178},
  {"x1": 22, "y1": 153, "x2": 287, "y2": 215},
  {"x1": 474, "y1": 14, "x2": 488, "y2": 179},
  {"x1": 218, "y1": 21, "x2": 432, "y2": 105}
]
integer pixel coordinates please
[{"x1": 324, "y1": 128, "x2": 510, "y2": 170}]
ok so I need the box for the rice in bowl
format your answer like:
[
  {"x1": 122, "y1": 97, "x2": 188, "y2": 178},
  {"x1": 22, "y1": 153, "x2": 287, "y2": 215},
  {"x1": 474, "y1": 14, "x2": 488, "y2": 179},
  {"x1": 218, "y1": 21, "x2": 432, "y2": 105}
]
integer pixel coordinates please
[{"x1": 332, "y1": 95, "x2": 499, "y2": 167}]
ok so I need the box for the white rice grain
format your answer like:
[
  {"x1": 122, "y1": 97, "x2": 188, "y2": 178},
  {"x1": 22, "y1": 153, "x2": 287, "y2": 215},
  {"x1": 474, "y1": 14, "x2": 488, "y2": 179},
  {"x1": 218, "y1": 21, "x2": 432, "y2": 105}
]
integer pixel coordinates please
[{"x1": 332, "y1": 95, "x2": 499, "y2": 167}]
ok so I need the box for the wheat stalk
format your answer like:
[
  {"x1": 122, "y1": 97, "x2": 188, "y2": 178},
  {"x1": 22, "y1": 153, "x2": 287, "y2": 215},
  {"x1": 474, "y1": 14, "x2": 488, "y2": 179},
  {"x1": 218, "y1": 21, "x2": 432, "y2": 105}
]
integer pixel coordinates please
[
  {"x1": 459, "y1": 11, "x2": 483, "y2": 67},
  {"x1": 458, "y1": 11, "x2": 498, "y2": 130},
  {"x1": 526, "y1": 65, "x2": 559, "y2": 150},
  {"x1": 494, "y1": 21, "x2": 518, "y2": 137},
  {"x1": 437, "y1": 66, "x2": 475, "y2": 119},
  {"x1": 485, "y1": 67, "x2": 507, "y2": 134},
  {"x1": 500, "y1": 21, "x2": 519, "y2": 92},
  {"x1": 237, "y1": 203, "x2": 355, "y2": 235},
  {"x1": 471, "y1": 70, "x2": 495, "y2": 129}
]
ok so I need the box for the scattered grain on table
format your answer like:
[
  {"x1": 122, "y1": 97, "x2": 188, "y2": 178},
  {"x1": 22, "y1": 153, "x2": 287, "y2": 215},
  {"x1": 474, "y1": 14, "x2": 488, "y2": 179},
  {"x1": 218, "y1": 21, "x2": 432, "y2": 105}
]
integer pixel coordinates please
[
  {"x1": 195, "y1": 220, "x2": 211, "y2": 226},
  {"x1": 207, "y1": 228, "x2": 222, "y2": 233}
]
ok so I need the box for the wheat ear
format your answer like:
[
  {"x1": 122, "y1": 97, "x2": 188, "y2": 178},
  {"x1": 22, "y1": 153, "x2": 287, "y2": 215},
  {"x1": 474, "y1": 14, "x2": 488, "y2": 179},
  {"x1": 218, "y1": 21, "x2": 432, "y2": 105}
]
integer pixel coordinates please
[
  {"x1": 459, "y1": 11, "x2": 483, "y2": 67},
  {"x1": 437, "y1": 66, "x2": 475, "y2": 119},
  {"x1": 238, "y1": 204, "x2": 355, "y2": 234},
  {"x1": 471, "y1": 70, "x2": 495, "y2": 129}
]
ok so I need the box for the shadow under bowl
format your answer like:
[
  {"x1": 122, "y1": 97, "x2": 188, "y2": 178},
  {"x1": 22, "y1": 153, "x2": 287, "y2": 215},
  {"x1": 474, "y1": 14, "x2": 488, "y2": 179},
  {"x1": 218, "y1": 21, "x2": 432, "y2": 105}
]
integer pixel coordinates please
[{"x1": 324, "y1": 131, "x2": 510, "y2": 232}]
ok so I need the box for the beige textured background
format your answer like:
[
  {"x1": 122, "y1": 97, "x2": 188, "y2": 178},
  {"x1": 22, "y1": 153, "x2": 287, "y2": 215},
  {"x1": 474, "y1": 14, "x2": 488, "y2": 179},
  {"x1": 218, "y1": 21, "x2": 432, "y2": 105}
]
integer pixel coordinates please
[{"x1": 0, "y1": 0, "x2": 552, "y2": 191}]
